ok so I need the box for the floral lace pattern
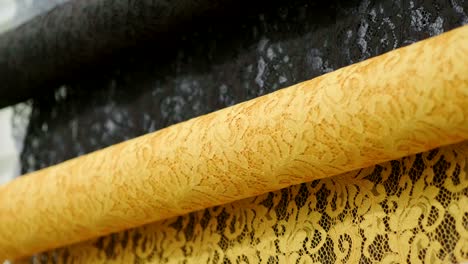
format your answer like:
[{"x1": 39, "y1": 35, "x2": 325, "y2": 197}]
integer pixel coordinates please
[
  {"x1": 31, "y1": 143, "x2": 468, "y2": 263},
  {"x1": 2, "y1": 24, "x2": 467, "y2": 260},
  {"x1": 8, "y1": 0, "x2": 467, "y2": 262}
]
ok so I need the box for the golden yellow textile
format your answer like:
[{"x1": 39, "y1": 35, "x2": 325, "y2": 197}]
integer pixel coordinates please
[
  {"x1": 31, "y1": 142, "x2": 468, "y2": 263},
  {"x1": 0, "y1": 26, "x2": 467, "y2": 260}
]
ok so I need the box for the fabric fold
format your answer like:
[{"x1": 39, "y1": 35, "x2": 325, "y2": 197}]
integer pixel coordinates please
[
  {"x1": 0, "y1": 25, "x2": 467, "y2": 260},
  {"x1": 0, "y1": 0, "x2": 276, "y2": 108}
]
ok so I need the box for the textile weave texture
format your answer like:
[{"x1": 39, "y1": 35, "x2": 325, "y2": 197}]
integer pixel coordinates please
[{"x1": 31, "y1": 143, "x2": 468, "y2": 263}]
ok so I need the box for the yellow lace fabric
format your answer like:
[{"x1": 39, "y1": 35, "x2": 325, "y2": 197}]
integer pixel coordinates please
[{"x1": 29, "y1": 142, "x2": 468, "y2": 263}]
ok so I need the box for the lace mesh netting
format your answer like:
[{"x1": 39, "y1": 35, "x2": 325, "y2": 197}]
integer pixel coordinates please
[
  {"x1": 14, "y1": 0, "x2": 467, "y2": 173},
  {"x1": 10, "y1": 0, "x2": 468, "y2": 262},
  {"x1": 32, "y1": 143, "x2": 468, "y2": 263}
]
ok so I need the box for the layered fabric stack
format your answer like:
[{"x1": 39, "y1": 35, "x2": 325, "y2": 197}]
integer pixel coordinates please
[{"x1": 0, "y1": 0, "x2": 466, "y2": 263}]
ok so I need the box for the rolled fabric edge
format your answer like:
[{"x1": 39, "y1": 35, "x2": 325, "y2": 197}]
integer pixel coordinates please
[{"x1": 0, "y1": 25, "x2": 467, "y2": 260}]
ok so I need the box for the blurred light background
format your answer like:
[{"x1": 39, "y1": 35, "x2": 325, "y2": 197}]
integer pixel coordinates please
[{"x1": 0, "y1": 0, "x2": 67, "y2": 184}]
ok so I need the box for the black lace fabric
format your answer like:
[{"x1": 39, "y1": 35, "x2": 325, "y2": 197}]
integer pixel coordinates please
[
  {"x1": 15, "y1": 0, "x2": 467, "y2": 174},
  {"x1": 9, "y1": 0, "x2": 468, "y2": 262}
]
